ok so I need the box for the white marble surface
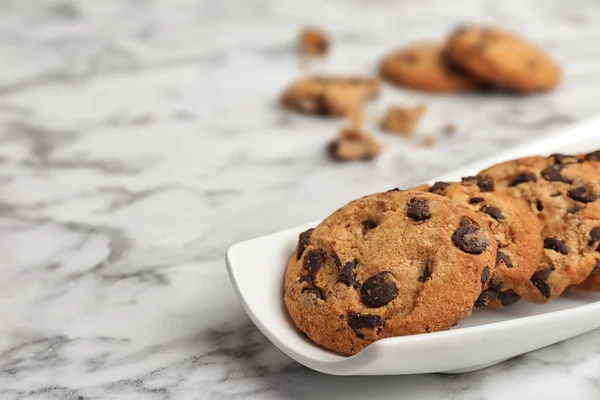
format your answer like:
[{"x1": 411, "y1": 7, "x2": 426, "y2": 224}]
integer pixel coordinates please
[{"x1": 2, "y1": 0, "x2": 600, "y2": 398}]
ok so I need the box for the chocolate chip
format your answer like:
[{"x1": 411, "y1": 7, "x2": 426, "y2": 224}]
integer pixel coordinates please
[
  {"x1": 481, "y1": 266, "x2": 491, "y2": 289},
  {"x1": 314, "y1": 94, "x2": 332, "y2": 116},
  {"x1": 302, "y1": 286, "x2": 324, "y2": 301},
  {"x1": 419, "y1": 262, "x2": 432, "y2": 283},
  {"x1": 362, "y1": 219, "x2": 378, "y2": 234},
  {"x1": 544, "y1": 237, "x2": 568, "y2": 255},
  {"x1": 474, "y1": 288, "x2": 499, "y2": 308},
  {"x1": 541, "y1": 164, "x2": 573, "y2": 184},
  {"x1": 536, "y1": 200, "x2": 544, "y2": 211},
  {"x1": 469, "y1": 197, "x2": 484, "y2": 204},
  {"x1": 339, "y1": 314, "x2": 345, "y2": 319},
  {"x1": 585, "y1": 150, "x2": 600, "y2": 161},
  {"x1": 407, "y1": 198, "x2": 431, "y2": 222},
  {"x1": 482, "y1": 205, "x2": 504, "y2": 221},
  {"x1": 387, "y1": 188, "x2": 401, "y2": 192},
  {"x1": 330, "y1": 249, "x2": 342, "y2": 270},
  {"x1": 550, "y1": 153, "x2": 575, "y2": 164},
  {"x1": 327, "y1": 140, "x2": 340, "y2": 159},
  {"x1": 452, "y1": 218, "x2": 489, "y2": 254},
  {"x1": 496, "y1": 251, "x2": 514, "y2": 268},
  {"x1": 361, "y1": 272, "x2": 399, "y2": 307},
  {"x1": 444, "y1": 58, "x2": 468, "y2": 78},
  {"x1": 569, "y1": 205, "x2": 582, "y2": 213},
  {"x1": 530, "y1": 268, "x2": 553, "y2": 299},
  {"x1": 461, "y1": 175, "x2": 494, "y2": 192},
  {"x1": 568, "y1": 185, "x2": 599, "y2": 203},
  {"x1": 477, "y1": 175, "x2": 495, "y2": 192},
  {"x1": 339, "y1": 259, "x2": 359, "y2": 288},
  {"x1": 510, "y1": 172, "x2": 537, "y2": 186},
  {"x1": 317, "y1": 40, "x2": 328, "y2": 53},
  {"x1": 347, "y1": 313, "x2": 384, "y2": 334},
  {"x1": 592, "y1": 260, "x2": 600, "y2": 275},
  {"x1": 498, "y1": 290, "x2": 521, "y2": 306},
  {"x1": 429, "y1": 181, "x2": 449, "y2": 194},
  {"x1": 303, "y1": 249, "x2": 326, "y2": 276},
  {"x1": 297, "y1": 228, "x2": 314, "y2": 260},
  {"x1": 589, "y1": 227, "x2": 600, "y2": 246}
]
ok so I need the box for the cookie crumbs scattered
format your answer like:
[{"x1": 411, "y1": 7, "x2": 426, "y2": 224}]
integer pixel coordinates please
[
  {"x1": 443, "y1": 122, "x2": 457, "y2": 135},
  {"x1": 380, "y1": 104, "x2": 427, "y2": 136},
  {"x1": 422, "y1": 135, "x2": 436, "y2": 147},
  {"x1": 299, "y1": 27, "x2": 330, "y2": 56},
  {"x1": 328, "y1": 127, "x2": 382, "y2": 161}
]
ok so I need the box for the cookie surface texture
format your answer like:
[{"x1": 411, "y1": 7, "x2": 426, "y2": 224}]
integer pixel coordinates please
[{"x1": 284, "y1": 190, "x2": 497, "y2": 355}]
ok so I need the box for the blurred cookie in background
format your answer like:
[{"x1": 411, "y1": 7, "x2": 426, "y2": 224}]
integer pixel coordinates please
[
  {"x1": 380, "y1": 42, "x2": 484, "y2": 93},
  {"x1": 446, "y1": 26, "x2": 561, "y2": 93}
]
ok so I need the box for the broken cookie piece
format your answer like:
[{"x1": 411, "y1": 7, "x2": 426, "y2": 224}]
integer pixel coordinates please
[
  {"x1": 280, "y1": 76, "x2": 380, "y2": 117},
  {"x1": 299, "y1": 27, "x2": 330, "y2": 56},
  {"x1": 380, "y1": 104, "x2": 427, "y2": 136},
  {"x1": 328, "y1": 127, "x2": 383, "y2": 161}
]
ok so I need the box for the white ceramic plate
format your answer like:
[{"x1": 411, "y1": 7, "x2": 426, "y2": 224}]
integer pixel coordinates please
[{"x1": 226, "y1": 116, "x2": 600, "y2": 375}]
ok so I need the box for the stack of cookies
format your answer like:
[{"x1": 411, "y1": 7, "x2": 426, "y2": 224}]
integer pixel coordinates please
[
  {"x1": 284, "y1": 150, "x2": 600, "y2": 355},
  {"x1": 380, "y1": 26, "x2": 561, "y2": 93}
]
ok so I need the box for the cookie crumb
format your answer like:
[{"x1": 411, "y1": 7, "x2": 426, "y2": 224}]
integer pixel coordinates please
[
  {"x1": 280, "y1": 76, "x2": 380, "y2": 117},
  {"x1": 422, "y1": 135, "x2": 436, "y2": 147},
  {"x1": 329, "y1": 127, "x2": 382, "y2": 161},
  {"x1": 299, "y1": 27, "x2": 330, "y2": 56},
  {"x1": 380, "y1": 104, "x2": 427, "y2": 136},
  {"x1": 443, "y1": 122, "x2": 457, "y2": 135}
]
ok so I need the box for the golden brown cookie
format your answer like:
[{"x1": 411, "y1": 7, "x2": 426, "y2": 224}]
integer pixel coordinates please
[
  {"x1": 413, "y1": 178, "x2": 543, "y2": 308},
  {"x1": 284, "y1": 190, "x2": 497, "y2": 355},
  {"x1": 379, "y1": 42, "x2": 484, "y2": 93},
  {"x1": 479, "y1": 153, "x2": 600, "y2": 302},
  {"x1": 280, "y1": 76, "x2": 380, "y2": 117},
  {"x1": 328, "y1": 127, "x2": 382, "y2": 162},
  {"x1": 446, "y1": 26, "x2": 561, "y2": 93}
]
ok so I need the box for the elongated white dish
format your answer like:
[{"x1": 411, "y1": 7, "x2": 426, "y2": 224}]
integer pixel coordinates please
[{"x1": 226, "y1": 115, "x2": 600, "y2": 375}]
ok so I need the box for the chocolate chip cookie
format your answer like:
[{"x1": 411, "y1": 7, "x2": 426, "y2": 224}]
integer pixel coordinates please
[
  {"x1": 479, "y1": 153, "x2": 600, "y2": 301},
  {"x1": 284, "y1": 190, "x2": 497, "y2": 355},
  {"x1": 446, "y1": 26, "x2": 561, "y2": 92},
  {"x1": 380, "y1": 42, "x2": 484, "y2": 93},
  {"x1": 280, "y1": 76, "x2": 380, "y2": 117},
  {"x1": 413, "y1": 177, "x2": 543, "y2": 308}
]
